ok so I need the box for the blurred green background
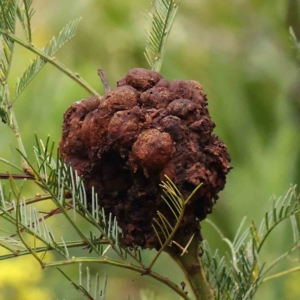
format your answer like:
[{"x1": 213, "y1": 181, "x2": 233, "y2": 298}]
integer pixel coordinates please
[{"x1": 0, "y1": 0, "x2": 300, "y2": 299}]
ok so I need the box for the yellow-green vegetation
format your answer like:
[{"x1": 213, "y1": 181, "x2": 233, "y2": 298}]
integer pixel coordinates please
[{"x1": 0, "y1": 254, "x2": 51, "y2": 299}]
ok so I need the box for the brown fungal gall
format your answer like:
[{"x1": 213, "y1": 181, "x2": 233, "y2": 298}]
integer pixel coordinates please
[
  {"x1": 108, "y1": 107, "x2": 141, "y2": 147},
  {"x1": 131, "y1": 129, "x2": 173, "y2": 172},
  {"x1": 168, "y1": 80, "x2": 207, "y2": 106},
  {"x1": 117, "y1": 68, "x2": 162, "y2": 91},
  {"x1": 167, "y1": 99, "x2": 197, "y2": 118},
  {"x1": 60, "y1": 68, "x2": 232, "y2": 249},
  {"x1": 81, "y1": 108, "x2": 111, "y2": 156},
  {"x1": 100, "y1": 85, "x2": 139, "y2": 113},
  {"x1": 139, "y1": 86, "x2": 171, "y2": 109},
  {"x1": 159, "y1": 116, "x2": 187, "y2": 141},
  {"x1": 189, "y1": 116, "x2": 215, "y2": 135}
]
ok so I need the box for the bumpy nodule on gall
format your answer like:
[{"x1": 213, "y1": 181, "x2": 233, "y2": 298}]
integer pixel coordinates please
[{"x1": 60, "y1": 68, "x2": 231, "y2": 249}]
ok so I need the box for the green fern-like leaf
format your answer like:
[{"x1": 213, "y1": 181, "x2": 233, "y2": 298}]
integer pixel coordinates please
[
  {"x1": 202, "y1": 186, "x2": 300, "y2": 300},
  {"x1": 0, "y1": 0, "x2": 16, "y2": 32},
  {"x1": 0, "y1": 87, "x2": 9, "y2": 123},
  {"x1": 144, "y1": 0, "x2": 181, "y2": 72},
  {"x1": 201, "y1": 241, "x2": 234, "y2": 300},
  {"x1": 0, "y1": 180, "x2": 69, "y2": 260},
  {"x1": 16, "y1": 0, "x2": 34, "y2": 43},
  {"x1": 57, "y1": 265, "x2": 107, "y2": 300},
  {"x1": 19, "y1": 135, "x2": 121, "y2": 255},
  {"x1": 148, "y1": 176, "x2": 201, "y2": 270},
  {"x1": 250, "y1": 186, "x2": 300, "y2": 254},
  {"x1": 14, "y1": 18, "x2": 81, "y2": 101},
  {"x1": 153, "y1": 176, "x2": 201, "y2": 246},
  {"x1": 152, "y1": 176, "x2": 184, "y2": 247},
  {"x1": 0, "y1": 0, "x2": 17, "y2": 80},
  {"x1": 0, "y1": 134, "x2": 118, "y2": 262}
]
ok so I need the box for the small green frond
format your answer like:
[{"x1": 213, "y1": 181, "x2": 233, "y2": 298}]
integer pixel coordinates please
[
  {"x1": 144, "y1": 0, "x2": 181, "y2": 72},
  {"x1": 16, "y1": 0, "x2": 34, "y2": 43},
  {"x1": 254, "y1": 186, "x2": 300, "y2": 253},
  {"x1": 14, "y1": 18, "x2": 81, "y2": 101},
  {"x1": 154, "y1": 177, "x2": 185, "y2": 243},
  {"x1": 0, "y1": 25, "x2": 99, "y2": 96},
  {"x1": 23, "y1": 135, "x2": 121, "y2": 254},
  {"x1": 57, "y1": 265, "x2": 107, "y2": 300},
  {"x1": 152, "y1": 224, "x2": 163, "y2": 247},
  {"x1": 157, "y1": 211, "x2": 172, "y2": 233},
  {"x1": 0, "y1": 236, "x2": 25, "y2": 253},
  {"x1": 0, "y1": 83, "x2": 10, "y2": 122},
  {"x1": 43, "y1": 18, "x2": 81, "y2": 57},
  {"x1": 153, "y1": 217, "x2": 169, "y2": 241},
  {"x1": 0, "y1": 0, "x2": 16, "y2": 32},
  {"x1": 0, "y1": 176, "x2": 111, "y2": 262},
  {"x1": 100, "y1": 274, "x2": 107, "y2": 300},
  {"x1": 0, "y1": 0, "x2": 17, "y2": 79},
  {"x1": 149, "y1": 176, "x2": 202, "y2": 269},
  {"x1": 201, "y1": 241, "x2": 234, "y2": 299},
  {"x1": 57, "y1": 267, "x2": 93, "y2": 299},
  {"x1": 202, "y1": 186, "x2": 300, "y2": 299},
  {"x1": 0, "y1": 184, "x2": 71, "y2": 260}
]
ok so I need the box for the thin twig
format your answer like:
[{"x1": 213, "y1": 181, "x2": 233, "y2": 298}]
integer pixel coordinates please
[
  {"x1": 180, "y1": 234, "x2": 194, "y2": 256},
  {"x1": 98, "y1": 69, "x2": 110, "y2": 93},
  {"x1": 262, "y1": 266, "x2": 300, "y2": 283},
  {"x1": 44, "y1": 257, "x2": 190, "y2": 300},
  {"x1": 0, "y1": 173, "x2": 34, "y2": 180},
  {"x1": 0, "y1": 157, "x2": 23, "y2": 172},
  {"x1": 0, "y1": 29, "x2": 100, "y2": 97},
  {"x1": 172, "y1": 240, "x2": 188, "y2": 254},
  {"x1": 0, "y1": 240, "x2": 95, "y2": 260}
]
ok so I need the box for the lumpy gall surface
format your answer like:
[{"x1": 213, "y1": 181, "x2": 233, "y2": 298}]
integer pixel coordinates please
[{"x1": 60, "y1": 68, "x2": 231, "y2": 249}]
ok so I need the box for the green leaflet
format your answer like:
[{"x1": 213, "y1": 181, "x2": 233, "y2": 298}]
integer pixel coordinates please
[
  {"x1": 16, "y1": 0, "x2": 35, "y2": 43},
  {"x1": 14, "y1": 18, "x2": 81, "y2": 102},
  {"x1": 144, "y1": 0, "x2": 181, "y2": 72},
  {"x1": 202, "y1": 186, "x2": 300, "y2": 300},
  {"x1": 0, "y1": 0, "x2": 17, "y2": 79}
]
